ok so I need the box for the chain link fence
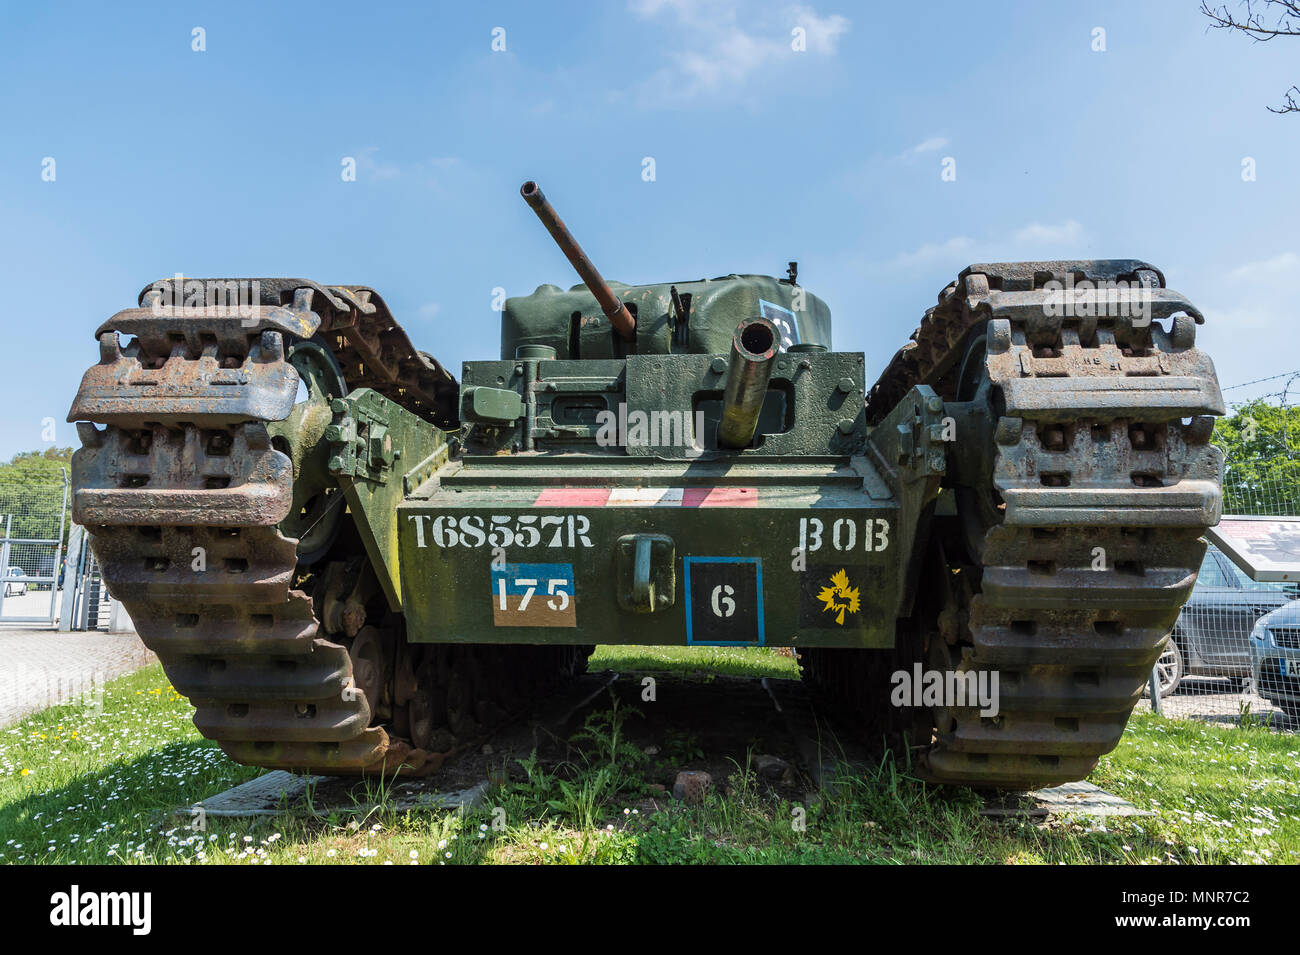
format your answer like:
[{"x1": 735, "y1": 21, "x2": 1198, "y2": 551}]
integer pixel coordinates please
[
  {"x1": 0, "y1": 477, "x2": 69, "y2": 625},
  {"x1": 1136, "y1": 375, "x2": 1300, "y2": 732}
]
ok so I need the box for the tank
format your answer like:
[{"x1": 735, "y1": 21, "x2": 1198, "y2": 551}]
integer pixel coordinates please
[{"x1": 66, "y1": 182, "x2": 1225, "y2": 788}]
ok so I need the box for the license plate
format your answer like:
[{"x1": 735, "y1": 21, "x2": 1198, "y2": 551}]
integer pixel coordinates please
[{"x1": 1284, "y1": 659, "x2": 1296, "y2": 678}]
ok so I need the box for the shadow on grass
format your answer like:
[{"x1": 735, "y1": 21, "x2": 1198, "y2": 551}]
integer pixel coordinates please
[{"x1": 0, "y1": 740, "x2": 261, "y2": 863}]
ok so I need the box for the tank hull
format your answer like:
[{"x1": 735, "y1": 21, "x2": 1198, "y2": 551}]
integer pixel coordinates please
[{"x1": 400, "y1": 456, "x2": 902, "y2": 648}]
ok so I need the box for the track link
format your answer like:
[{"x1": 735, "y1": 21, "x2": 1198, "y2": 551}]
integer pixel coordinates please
[
  {"x1": 818, "y1": 261, "x2": 1224, "y2": 789},
  {"x1": 68, "y1": 281, "x2": 586, "y2": 774}
]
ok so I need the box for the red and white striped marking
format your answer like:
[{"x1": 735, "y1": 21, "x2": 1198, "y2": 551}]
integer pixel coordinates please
[{"x1": 532, "y1": 487, "x2": 758, "y2": 508}]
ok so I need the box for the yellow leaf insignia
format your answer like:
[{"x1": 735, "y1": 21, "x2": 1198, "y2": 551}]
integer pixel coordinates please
[{"x1": 817, "y1": 568, "x2": 861, "y2": 625}]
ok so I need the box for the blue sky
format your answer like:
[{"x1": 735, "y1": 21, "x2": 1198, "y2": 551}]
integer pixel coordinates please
[{"x1": 1, "y1": 0, "x2": 1296, "y2": 460}]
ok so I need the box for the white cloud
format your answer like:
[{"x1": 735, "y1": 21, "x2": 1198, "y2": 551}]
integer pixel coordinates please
[
  {"x1": 888, "y1": 220, "x2": 1086, "y2": 270},
  {"x1": 791, "y1": 4, "x2": 850, "y2": 53},
  {"x1": 898, "y1": 136, "x2": 949, "y2": 159},
  {"x1": 891, "y1": 235, "x2": 976, "y2": 268},
  {"x1": 1228, "y1": 251, "x2": 1300, "y2": 282},
  {"x1": 353, "y1": 150, "x2": 460, "y2": 188},
  {"x1": 630, "y1": 1, "x2": 850, "y2": 103},
  {"x1": 1013, "y1": 220, "x2": 1083, "y2": 245},
  {"x1": 356, "y1": 147, "x2": 400, "y2": 181},
  {"x1": 1188, "y1": 251, "x2": 1299, "y2": 393},
  {"x1": 629, "y1": 0, "x2": 702, "y2": 16}
]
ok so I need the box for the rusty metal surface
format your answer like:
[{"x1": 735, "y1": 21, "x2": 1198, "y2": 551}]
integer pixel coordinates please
[
  {"x1": 69, "y1": 326, "x2": 301, "y2": 427},
  {"x1": 837, "y1": 260, "x2": 1225, "y2": 789},
  {"x1": 865, "y1": 260, "x2": 1208, "y2": 425},
  {"x1": 67, "y1": 281, "x2": 587, "y2": 775},
  {"x1": 130, "y1": 278, "x2": 460, "y2": 431},
  {"x1": 68, "y1": 297, "x2": 392, "y2": 773},
  {"x1": 70, "y1": 423, "x2": 293, "y2": 527},
  {"x1": 520, "y1": 180, "x2": 638, "y2": 341}
]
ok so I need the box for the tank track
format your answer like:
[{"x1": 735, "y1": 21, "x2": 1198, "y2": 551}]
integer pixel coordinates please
[
  {"x1": 68, "y1": 280, "x2": 588, "y2": 775},
  {"x1": 809, "y1": 261, "x2": 1224, "y2": 789}
]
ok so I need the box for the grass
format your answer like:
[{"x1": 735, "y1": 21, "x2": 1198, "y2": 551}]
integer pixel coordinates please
[
  {"x1": 588, "y1": 645, "x2": 799, "y2": 679},
  {"x1": 1, "y1": 648, "x2": 1297, "y2": 865}
]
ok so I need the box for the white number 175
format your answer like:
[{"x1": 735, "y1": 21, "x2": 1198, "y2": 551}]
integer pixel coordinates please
[{"x1": 497, "y1": 577, "x2": 570, "y2": 611}]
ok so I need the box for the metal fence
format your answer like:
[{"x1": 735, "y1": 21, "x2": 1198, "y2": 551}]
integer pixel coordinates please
[
  {"x1": 61, "y1": 525, "x2": 115, "y2": 631},
  {"x1": 0, "y1": 476, "x2": 69, "y2": 626},
  {"x1": 1140, "y1": 534, "x2": 1298, "y2": 731},
  {"x1": 1136, "y1": 387, "x2": 1300, "y2": 731}
]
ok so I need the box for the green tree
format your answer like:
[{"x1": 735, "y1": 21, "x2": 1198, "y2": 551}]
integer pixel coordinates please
[
  {"x1": 1213, "y1": 401, "x2": 1300, "y2": 515},
  {"x1": 0, "y1": 447, "x2": 73, "y2": 542},
  {"x1": 0, "y1": 447, "x2": 75, "y2": 483}
]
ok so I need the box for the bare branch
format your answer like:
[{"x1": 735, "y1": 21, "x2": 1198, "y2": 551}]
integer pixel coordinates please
[
  {"x1": 1267, "y1": 84, "x2": 1300, "y2": 112},
  {"x1": 1202, "y1": 0, "x2": 1300, "y2": 113},
  {"x1": 1201, "y1": 0, "x2": 1300, "y2": 39}
]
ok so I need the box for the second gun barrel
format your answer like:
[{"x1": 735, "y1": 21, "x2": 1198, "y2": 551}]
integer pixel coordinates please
[{"x1": 718, "y1": 317, "x2": 779, "y2": 449}]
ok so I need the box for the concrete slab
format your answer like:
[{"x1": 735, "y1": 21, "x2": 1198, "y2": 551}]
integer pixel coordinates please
[
  {"x1": 180, "y1": 670, "x2": 635, "y2": 821},
  {"x1": 981, "y1": 780, "x2": 1151, "y2": 820},
  {"x1": 187, "y1": 770, "x2": 322, "y2": 818},
  {"x1": 184, "y1": 770, "x2": 491, "y2": 819}
]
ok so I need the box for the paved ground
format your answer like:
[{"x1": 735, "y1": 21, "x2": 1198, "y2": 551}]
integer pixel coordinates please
[
  {"x1": 0, "y1": 589, "x2": 62, "y2": 622},
  {"x1": 0, "y1": 626, "x2": 155, "y2": 727},
  {"x1": 1134, "y1": 676, "x2": 1299, "y2": 731}
]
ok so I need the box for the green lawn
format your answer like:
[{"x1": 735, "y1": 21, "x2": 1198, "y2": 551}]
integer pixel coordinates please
[
  {"x1": 1, "y1": 648, "x2": 1296, "y2": 865},
  {"x1": 588, "y1": 644, "x2": 800, "y2": 679}
]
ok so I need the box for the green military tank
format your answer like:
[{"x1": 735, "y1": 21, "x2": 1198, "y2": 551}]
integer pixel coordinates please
[{"x1": 67, "y1": 181, "x2": 1224, "y2": 788}]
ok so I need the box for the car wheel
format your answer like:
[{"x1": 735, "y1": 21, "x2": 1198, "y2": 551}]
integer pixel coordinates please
[{"x1": 1144, "y1": 638, "x2": 1184, "y2": 698}]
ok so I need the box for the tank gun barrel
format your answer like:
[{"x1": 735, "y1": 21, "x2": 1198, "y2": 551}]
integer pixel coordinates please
[
  {"x1": 718, "y1": 317, "x2": 779, "y2": 449},
  {"x1": 520, "y1": 180, "x2": 637, "y2": 341}
]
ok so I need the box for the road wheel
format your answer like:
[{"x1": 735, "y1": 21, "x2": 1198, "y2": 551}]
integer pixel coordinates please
[{"x1": 1144, "y1": 638, "x2": 1184, "y2": 698}]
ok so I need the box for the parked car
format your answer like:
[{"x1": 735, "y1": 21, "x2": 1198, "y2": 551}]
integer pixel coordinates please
[
  {"x1": 1146, "y1": 545, "x2": 1297, "y2": 698},
  {"x1": 28, "y1": 552, "x2": 63, "y2": 591},
  {"x1": 3, "y1": 565, "x2": 27, "y2": 597},
  {"x1": 1249, "y1": 601, "x2": 1300, "y2": 723}
]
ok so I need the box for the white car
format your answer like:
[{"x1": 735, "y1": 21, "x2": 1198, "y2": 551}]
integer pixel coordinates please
[{"x1": 4, "y1": 566, "x2": 27, "y2": 597}]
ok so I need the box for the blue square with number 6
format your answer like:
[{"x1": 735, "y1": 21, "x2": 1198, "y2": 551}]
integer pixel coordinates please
[{"x1": 684, "y1": 557, "x2": 764, "y2": 646}]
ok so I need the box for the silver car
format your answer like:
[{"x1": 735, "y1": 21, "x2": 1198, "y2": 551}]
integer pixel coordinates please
[
  {"x1": 3, "y1": 565, "x2": 26, "y2": 597},
  {"x1": 1145, "y1": 545, "x2": 1296, "y2": 698},
  {"x1": 1249, "y1": 600, "x2": 1300, "y2": 724}
]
